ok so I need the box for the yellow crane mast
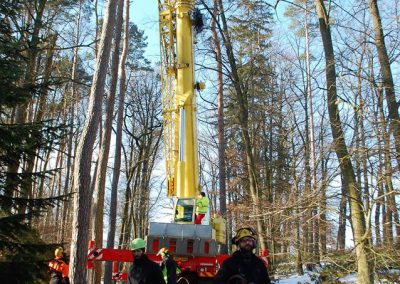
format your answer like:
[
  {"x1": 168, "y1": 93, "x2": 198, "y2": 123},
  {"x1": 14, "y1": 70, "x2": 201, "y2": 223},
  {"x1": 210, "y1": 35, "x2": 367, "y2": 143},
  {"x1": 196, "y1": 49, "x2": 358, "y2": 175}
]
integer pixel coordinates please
[
  {"x1": 159, "y1": 0, "x2": 200, "y2": 199},
  {"x1": 87, "y1": 3, "x2": 228, "y2": 283}
]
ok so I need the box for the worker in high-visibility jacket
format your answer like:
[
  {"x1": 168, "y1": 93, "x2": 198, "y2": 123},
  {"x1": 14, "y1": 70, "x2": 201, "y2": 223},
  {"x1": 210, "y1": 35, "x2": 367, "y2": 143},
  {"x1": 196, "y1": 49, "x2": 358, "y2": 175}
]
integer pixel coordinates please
[
  {"x1": 157, "y1": 247, "x2": 181, "y2": 284},
  {"x1": 48, "y1": 247, "x2": 69, "y2": 284},
  {"x1": 195, "y1": 191, "x2": 209, "y2": 224}
]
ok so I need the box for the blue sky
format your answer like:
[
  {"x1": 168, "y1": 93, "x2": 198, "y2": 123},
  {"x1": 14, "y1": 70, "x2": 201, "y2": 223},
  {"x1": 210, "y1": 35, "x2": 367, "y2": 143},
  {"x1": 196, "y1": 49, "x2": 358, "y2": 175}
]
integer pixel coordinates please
[{"x1": 130, "y1": 0, "x2": 160, "y2": 63}]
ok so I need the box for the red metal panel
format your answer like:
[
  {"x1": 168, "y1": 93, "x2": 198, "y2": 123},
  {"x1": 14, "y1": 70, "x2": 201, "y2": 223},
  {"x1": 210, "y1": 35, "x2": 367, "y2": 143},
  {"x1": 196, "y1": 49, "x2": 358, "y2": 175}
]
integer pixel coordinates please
[
  {"x1": 169, "y1": 239, "x2": 177, "y2": 253},
  {"x1": 87, "y1": 240, "x2": 231, "y2": 280},
  {"x1": 204, "y1": 241, "x2": 209, "y2": 254},
  {"x1": 152, "y1": 238, "x2": 159, "y2": 252}
]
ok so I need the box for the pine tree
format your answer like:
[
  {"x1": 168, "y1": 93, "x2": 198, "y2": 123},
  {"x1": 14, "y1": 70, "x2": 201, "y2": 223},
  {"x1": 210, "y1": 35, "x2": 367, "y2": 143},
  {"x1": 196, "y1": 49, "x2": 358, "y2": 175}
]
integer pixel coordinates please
[{"x1": 0, "y1": 2, "x2": 69, "y2": 283}]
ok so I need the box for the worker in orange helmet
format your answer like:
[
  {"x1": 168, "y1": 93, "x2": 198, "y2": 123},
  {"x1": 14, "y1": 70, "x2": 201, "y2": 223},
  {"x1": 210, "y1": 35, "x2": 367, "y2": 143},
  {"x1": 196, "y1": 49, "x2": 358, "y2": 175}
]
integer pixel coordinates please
[
  {"x1": 157, "y1": 247, "x2": 181, "y2": 284},
  {"x1": 213, "y1": 227, "x2": 271, "y2": 284},
  {"x1": 48, "y1": 247, "x2": 69, "y2": 284}
]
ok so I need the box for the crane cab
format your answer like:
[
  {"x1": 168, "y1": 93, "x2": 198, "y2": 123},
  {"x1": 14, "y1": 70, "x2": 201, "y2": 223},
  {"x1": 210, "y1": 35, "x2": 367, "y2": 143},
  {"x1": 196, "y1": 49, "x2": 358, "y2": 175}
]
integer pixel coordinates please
[{"x1": 174, "y1": 197, "x2": 196, "y2": 224}]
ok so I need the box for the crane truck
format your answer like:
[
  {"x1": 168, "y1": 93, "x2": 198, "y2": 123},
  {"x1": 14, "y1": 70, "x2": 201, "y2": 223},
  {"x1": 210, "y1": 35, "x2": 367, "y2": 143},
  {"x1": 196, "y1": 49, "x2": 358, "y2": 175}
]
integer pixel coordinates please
[{"x1": 87, "y1": 1, "x2": 229, "y2": 283}]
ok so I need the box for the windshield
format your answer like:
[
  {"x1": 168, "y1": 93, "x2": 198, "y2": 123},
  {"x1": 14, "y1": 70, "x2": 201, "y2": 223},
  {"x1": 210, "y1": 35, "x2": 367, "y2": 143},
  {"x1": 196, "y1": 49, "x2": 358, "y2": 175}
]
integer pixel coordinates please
[{"x1": 174, "y1": 198, "x2": 195, "y2": 223}]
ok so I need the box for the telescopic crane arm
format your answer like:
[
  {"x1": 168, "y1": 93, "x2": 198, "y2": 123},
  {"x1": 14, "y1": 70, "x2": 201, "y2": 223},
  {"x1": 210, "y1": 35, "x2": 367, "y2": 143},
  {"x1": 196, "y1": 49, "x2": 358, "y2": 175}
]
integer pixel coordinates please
[
  {"x1": 86, "y1": 4, "x2": 232, "y2": 282},
  {"x1": 159, "y1": 0, "x2": 201, "y2": 199}
]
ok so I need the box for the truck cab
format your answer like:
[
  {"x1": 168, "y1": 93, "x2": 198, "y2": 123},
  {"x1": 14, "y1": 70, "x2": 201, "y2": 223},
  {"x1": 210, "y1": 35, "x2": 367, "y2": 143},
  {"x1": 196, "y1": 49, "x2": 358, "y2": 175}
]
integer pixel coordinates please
[{"x1": 174, "y1": 197, "x2": 196, "y2": 224}]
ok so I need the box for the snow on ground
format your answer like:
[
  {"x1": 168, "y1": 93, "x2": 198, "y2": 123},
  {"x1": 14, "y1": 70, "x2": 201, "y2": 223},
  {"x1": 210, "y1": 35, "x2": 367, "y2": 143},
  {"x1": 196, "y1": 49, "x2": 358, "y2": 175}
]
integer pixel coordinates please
[
  {"x1": 337, "y1": 272, "x2": 357, "y2": 283},
  {"x1": 337, "y1": 269, "x2": 400, "y2": 283},
  {"x1": 272, "y1": 273, "x2": 319, "y2": 284}
]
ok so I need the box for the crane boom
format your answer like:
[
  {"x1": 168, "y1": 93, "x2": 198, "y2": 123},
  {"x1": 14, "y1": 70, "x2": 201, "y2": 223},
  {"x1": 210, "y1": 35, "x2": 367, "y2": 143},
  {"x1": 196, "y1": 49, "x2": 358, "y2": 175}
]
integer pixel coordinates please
[
  {"x1": 159, "y1": 0, "x2": 199, "y2": 199},
  {"x1": 87, "y1": 3, "x2": 231, "y2": 282}
]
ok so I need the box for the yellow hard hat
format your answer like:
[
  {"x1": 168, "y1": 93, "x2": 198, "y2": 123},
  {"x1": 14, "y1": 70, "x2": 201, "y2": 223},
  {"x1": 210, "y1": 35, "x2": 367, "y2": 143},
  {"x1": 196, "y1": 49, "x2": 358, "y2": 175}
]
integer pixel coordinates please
[
  {"x1": 232, "y1": 227, "x2": 257, "y2": 244},
  {"x1": 55, "y1": 247, "x2": 64, "y2": 258},
  {"x1": 157, "y1": 247, "x2": 169, "y2": 257}
]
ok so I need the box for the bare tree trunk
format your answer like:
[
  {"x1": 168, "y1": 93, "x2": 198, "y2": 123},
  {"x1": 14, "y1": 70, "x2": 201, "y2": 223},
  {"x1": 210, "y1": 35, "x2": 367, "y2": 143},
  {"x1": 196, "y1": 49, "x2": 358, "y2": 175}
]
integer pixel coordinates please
[
  {"x1": 319, "y1": 109, "x2": 329, "y2": 254},
  {"x1": 291, "y1": 138, "x2": 304, "y2": 275},
  {"x1": 355, "y1": 48, "x2": 373, "y2": 245},
  {"x1": 21, "y1": 32, "x2": 57, "y2": 215},
  {"x1": 212, "y1": 0, "x2": 226, "y2": 217},
  {"x1": 368, "y1": 0, "x2": 400, "y2": 170},
  {"x1": 90, "y1": 0, "x2": 124, "y2": 282},
  {"x1": 337, "y1": 175, "x2": 347, "y2": 251},
  {"x1": 119, "y1": 145, "x2": 136, "y2": 249},
  {"x1": 377, "y1": 88, "x2": 395, "y2": 246},
  {"x1": 69, "y1": 0, "x2": 118, "y2": 282},
  {"x1": 103, "y1": 0, "x2": 129, "y2": 282},
  {"x1": 313, "y1": 1, "x2": 373, "y2": 283},
  {"x1": 61, "y1": 0, "x2": 83, "y2": 243},
  {"x1": 210, "y1": 0, "x2": 227, "y2": 251},
  {"x1": 303, "y1": 94, "x2": 313, "y2": 259},
  {"x1": 375, "y1": 165, "x2": 383, "y2": 247},
  {"x1": 319, "y1": 139, "x2": 327, "y2": 255},
  {"x1": 304, "y1": 0, "x2": 319, "y2": 261}
]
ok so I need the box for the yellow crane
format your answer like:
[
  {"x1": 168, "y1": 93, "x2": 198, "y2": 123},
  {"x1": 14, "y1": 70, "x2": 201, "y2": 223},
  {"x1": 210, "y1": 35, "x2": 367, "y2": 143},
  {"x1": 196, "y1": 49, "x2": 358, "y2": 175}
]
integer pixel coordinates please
[
  {"x1": 87, "y1": 2, "x2": 227, "y2": 282},
  {"x1": 159, "y1": 0, "x2": 212, "y2": 226},
  {"x1": 159, "y1": 0, "x2": 200, "y2": 200}
]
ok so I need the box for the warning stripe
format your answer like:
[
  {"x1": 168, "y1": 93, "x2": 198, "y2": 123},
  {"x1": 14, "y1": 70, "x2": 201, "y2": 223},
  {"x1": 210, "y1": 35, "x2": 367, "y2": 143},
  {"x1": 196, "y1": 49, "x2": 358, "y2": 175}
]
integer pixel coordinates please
[
  {"x1": 49, "y1": 261, "x2": 63, "y2": 272},
  {"x1": 87, "y1": 248, "x2": 103, "y2": 260},
  {"x1": 198, "y1": 271, "x2": 214, "y2": 277},
  {"x1": 87, "y1": 246, "x2": 97, "y2": 257}
]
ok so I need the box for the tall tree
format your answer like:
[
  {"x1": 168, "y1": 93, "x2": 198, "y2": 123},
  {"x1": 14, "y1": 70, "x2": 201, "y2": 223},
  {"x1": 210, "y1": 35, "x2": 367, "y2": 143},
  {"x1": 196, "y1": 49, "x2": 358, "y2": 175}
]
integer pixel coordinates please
[
  {"x1": 0, "y1": 2, "x2": 68, "y2": 281},
  {"x1": 61, "y1": 0, "x2": 84, "y2": 244},
  {"x1": 69, "y1": 0, "x2": 118, "y2": 282},
  {"x1": 90, "y1": 0, "x2": 124, "y2": 282},
  {"x1": 313, "y1": 1, "x2": 373, "y2": 283},
  {"x1": 214, "y1": 0, "x2": 272, "y2": 253},
  {"x1": 368, "y1": 0, "x2": 400, "y2": 171},
  {"x1": 210, "y1": 0, "x2": 227, "y2": 228},
  {"x1": 104, "y1": 0, "x2": 130, "y2": 282}
]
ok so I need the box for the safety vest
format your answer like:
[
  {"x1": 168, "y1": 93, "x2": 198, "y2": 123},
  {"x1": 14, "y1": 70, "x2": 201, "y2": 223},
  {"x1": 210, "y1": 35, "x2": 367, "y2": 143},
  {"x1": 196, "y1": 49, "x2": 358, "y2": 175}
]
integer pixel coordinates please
[
  {"x1": 48, "y1": 258, "x2": 69, "y2": 278},
  {"x1": 196, "y1": 196, "x2": 208, "y2": 214},
  {"x1": 161, "y1": 258, "x2": 181, "y2": 282}
]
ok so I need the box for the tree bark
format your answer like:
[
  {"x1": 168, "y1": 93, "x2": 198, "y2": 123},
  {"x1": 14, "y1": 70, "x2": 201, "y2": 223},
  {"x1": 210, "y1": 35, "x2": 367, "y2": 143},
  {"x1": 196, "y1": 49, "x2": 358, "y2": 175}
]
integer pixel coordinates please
[
  {"x1": 104, "y1": 0, "x2": 129, "y2": 282},
  {"x1": 211, "y1": 0, "x2": 227, "y2": 249},
  {"x1": 69, "y1": 0, "x2": 118, "y2": 282},
  {"x1": 304, "y1": 0, "x2": 319, "y2": 261},
  {"x1": 212, "y1": 0, "x2": 227, "y2": 217},
  {"x1": 90, "y1": 0, "x2": 124, "y2": 282},
  {"x1": 61, "y1": 0, "x2": 83, "y2": 244},
  {"x1": 377, "y1": 87, "x2": 395, "y2": 246},
  {"x1": 313, "y1": 1, "x2": 373, "y2": 283},
  {"x1": 368, "y1": 0, "x2": 400, "y2": 170}
]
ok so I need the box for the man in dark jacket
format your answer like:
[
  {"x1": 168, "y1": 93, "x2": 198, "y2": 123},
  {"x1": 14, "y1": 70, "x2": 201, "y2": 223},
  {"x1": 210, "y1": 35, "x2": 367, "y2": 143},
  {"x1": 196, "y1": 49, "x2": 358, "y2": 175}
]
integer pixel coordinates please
[
  {"x1": 213, "y1": 227, "x2": 271, "y2": 284},
  {"x1": 128, "y1": 238, "x2": 166, "y2": 284}
]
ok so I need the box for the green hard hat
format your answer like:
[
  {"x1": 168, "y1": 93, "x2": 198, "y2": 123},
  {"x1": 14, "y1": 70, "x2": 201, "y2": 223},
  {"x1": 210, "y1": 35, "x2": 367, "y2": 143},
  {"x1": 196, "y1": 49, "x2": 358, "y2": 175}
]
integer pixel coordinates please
[{"x1": 130, "y1": 238, "x2": 146, "y2": 250}]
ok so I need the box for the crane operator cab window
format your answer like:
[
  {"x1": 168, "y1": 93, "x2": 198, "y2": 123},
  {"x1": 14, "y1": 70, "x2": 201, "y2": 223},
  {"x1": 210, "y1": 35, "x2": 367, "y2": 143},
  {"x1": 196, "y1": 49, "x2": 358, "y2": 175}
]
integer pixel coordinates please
[{"x1": 174, "y1": 198, "x2": 196, "y2": 224}]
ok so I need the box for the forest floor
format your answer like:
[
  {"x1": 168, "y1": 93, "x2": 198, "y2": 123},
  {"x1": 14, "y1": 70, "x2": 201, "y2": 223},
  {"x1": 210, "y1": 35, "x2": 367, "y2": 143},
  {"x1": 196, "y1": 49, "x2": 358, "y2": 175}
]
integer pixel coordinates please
[{"x1": 271, "y1": 268, "x2": 400, "y2": 283}]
